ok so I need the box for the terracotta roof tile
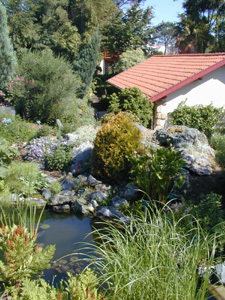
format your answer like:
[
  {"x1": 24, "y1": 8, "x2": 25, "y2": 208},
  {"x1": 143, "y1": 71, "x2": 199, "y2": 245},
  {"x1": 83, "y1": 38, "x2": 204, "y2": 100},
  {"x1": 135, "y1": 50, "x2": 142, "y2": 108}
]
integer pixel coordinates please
[{"x1": 108, "y1": 53, "x2": 225, "y2": 102}]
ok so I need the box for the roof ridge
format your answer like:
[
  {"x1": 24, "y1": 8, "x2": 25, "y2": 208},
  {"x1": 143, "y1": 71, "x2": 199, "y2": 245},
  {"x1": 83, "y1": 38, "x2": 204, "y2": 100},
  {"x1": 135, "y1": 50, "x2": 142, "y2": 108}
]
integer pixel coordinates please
[{"x1": 152, "y1": 52, "x2": 225, "y2": 57}]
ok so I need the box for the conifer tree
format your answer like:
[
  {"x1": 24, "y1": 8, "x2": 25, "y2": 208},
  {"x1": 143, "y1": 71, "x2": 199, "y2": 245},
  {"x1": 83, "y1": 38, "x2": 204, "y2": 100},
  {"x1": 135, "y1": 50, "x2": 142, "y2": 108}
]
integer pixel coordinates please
[
  {"x1": 0, "y1": 3, "x2": 16, "y2": 90},
  {"x1": 73, "y1": 30, "x2": 100, "y2": 98}
]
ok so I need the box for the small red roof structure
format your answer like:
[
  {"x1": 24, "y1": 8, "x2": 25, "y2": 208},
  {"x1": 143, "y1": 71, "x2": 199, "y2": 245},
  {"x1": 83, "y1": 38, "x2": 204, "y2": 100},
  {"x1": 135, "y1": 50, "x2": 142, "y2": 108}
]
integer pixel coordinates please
[{"x1": 108, "y1": 53, "x2": 225, "y2": 103}]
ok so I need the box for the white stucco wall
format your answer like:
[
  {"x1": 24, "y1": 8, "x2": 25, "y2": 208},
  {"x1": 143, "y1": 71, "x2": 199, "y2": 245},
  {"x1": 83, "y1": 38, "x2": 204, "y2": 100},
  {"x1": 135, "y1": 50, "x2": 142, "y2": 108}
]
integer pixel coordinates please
[{"x1": 156, "y1": 65, "x2": 225, "y2": 127}]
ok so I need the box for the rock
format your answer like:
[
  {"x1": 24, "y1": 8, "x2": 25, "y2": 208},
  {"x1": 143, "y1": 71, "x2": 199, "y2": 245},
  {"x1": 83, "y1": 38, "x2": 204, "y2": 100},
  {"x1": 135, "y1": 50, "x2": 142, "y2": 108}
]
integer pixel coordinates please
[
  {"x1": 90, "y1": 199, "x2": 99, "y2": 208},
  {"x1": 156, "y1": 126, "x2": 214, "y2": 176},
  {"x1": 52, "y1": 204, "x2": 71, "y2": 213},
  {"x1": 72, "y1": 198, "x2": 94, "y2": 216},
  {"x1": 95, "y1": 183, "x2": 111, "y2": 192},
  {"x1": 90, "y1": 191, "x2": 108, "y2": 203},
  {"x1": 48, "y1": 191, "x2": 74, "y2": 206},
  {"x1": 215, "y1": 263, "x2": 225, "y2": 284},
  {"x1": 65, "y1": 125, "x2": 97, "y2": 146},
  {"x1": 71, "y1": 141, "x2": 94, "y2": 166},
  {"x1": 73, "y1": 174, "x2": 89, "y2": 189},
  {"x1": 182, "y1": 151, "x2": 212, "y2": 175},
  {"x1": 95, "y1": 206, "x2": 124, "y2": 219},
  {"x1": 47, "y1": 176, "x2": 58, "y2": 184},
  {"x1": 56, "y1": 119, "x2": 64, "y2": 130},
  {"x1": 61, "y1": 174, "x2": 75, "y2": 191},
  {"x1": 87, "y1": 175, "x2": 102, "y2": 187},
  {"x1": 65, "y1": 133, "x2": 79, "y2": 144},
  {"x1": 112, "y1": 196, "x2": 129, "y2": 209},
  {"x1": 119, "y1": 185, "x2": 140, "y2": 201},
  {"x1": 29, "y1": 198, "x2": 47, "y2": 209},
  {"x1": 156, "y1": 126, "x2": 214, "y2": 156},
  {"x1": 42, "y1": 188, "x2": 52, "y2": 200}
]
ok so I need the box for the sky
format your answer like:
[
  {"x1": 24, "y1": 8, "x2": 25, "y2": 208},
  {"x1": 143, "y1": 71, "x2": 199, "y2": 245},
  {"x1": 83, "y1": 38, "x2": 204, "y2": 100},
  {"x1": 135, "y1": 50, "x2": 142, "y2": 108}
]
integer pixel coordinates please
[{"x1": 143, "y1": 0, "x2": 184, "y2": 25}]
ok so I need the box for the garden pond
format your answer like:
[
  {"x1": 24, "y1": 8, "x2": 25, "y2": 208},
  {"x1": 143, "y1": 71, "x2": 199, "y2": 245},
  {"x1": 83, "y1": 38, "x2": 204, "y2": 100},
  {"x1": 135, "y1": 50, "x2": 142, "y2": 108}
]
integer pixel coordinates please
[{"x1": 36, "y1": 210, "x2": 98, "y2": 284}]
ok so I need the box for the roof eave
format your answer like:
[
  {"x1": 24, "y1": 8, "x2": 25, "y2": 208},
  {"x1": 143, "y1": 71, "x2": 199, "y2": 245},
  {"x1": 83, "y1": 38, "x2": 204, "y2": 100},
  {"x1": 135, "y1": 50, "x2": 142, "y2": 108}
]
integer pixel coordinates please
[{"x1": 149, "y1": 59, "x2": 225, "y2": 103}]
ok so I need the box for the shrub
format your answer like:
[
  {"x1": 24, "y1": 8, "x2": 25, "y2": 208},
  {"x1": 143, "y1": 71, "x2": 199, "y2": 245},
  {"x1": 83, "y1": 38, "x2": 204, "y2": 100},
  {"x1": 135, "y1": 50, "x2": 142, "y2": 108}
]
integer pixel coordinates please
[
  {"x1": 45, "y1": 144, "x2": 72, "y2": 171},
  {"x1": 129, "y1": 147, "x2": 186, "y2": 203},
  {"x1": 108, "y1": 87, "x2": 154, "y2": 128},
  {"x1": 169, "y1": 101, "x2": 224, "y2": 138},
  {"x1": 12, "y1": 50, "x2": 83, "y2": 125},
  {"x1": 210, "y1": 133, "x2": 225, "y2": 168},
  {"x1": 91, "y1": 112, "x2": 142, "y2": 183},
  {"x1": 115, "y1": 48, "x2": 146, "y2": 73}
]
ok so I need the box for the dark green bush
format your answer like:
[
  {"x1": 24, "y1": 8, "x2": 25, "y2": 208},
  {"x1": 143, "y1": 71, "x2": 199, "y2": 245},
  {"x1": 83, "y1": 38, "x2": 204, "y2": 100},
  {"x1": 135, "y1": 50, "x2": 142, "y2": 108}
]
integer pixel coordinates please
[
  {"x1": 12, "y1": 50, "x2": 83, "y2": 125},
  {"x1": 210, "y1": 133, "x2": 225, "y2": 168},
  {"x1": 169, "y1": 101, "x2": 224, "y2": 138},
  {"x1": 108, "y1": 87, "x2": 154, "y2": 128},
  {"x1": 129, "y1": 147, "x2": 186, "y2": 203},
  {"x1": 91, "y1": 112, "x2": 142, "y2": 183},
  {"x1": 45, "y1": 144, "x2": 72, "y2": 171}
]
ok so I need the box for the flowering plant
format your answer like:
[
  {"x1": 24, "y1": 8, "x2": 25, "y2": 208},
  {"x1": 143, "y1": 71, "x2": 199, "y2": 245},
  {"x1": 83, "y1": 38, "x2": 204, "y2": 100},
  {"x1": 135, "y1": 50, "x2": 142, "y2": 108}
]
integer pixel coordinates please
[{"x1": 24, "y1": 136, "x2": 71, "y2": 170}]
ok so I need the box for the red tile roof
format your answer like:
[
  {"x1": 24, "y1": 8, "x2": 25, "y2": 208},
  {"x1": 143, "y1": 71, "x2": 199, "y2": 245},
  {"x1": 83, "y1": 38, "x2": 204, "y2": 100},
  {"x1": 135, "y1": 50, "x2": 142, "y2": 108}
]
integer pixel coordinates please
[{"x1": 108, "y1": 53, "x2": 225, "y2": 102}]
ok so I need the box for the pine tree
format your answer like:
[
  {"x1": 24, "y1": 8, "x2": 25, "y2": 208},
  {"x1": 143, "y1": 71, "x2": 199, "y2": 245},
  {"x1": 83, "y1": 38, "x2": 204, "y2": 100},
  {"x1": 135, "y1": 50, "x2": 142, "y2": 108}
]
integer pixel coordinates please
[
  {"x1": 0, "y1": 3, "x2": 16, "y2": 90},
  {"x1": 73, "y1": 29, "x2": 100, "y2": 98}
]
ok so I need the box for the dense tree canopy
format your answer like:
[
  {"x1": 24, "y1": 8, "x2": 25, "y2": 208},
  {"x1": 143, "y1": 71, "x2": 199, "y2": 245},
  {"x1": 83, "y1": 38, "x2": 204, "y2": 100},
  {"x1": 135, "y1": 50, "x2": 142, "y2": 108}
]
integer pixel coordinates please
[
  {"x1": 102, "y1": 1, "x2": 153, "y2": 55},
  {"x1": 176, "y1": 0, "x2": 225, "y2": 53},
  {"x1": 154, "y1": 22, "x2": 177, "y2": 54}
]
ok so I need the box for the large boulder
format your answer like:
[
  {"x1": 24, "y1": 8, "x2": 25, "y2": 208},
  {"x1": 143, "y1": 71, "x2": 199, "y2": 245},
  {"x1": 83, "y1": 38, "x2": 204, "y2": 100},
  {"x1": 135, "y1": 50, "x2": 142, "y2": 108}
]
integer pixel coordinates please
[
  {"x1": 156, "y1": 126, "x2": 215, "y2": 175},
  {"x1": 65, "y1": 124, "x2": 97, "y2": 145},
  {"x1": 71, "y1": 142, "x2": 94, "y2": 174},
  {"x1": 48, "y1": 191, "x2": 74, "y2": 206}
]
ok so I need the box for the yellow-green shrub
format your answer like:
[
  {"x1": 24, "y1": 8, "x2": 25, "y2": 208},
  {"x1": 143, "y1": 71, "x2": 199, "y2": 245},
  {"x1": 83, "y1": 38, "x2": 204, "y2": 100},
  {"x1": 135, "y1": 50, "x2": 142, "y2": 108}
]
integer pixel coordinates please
[{"x1": 91, "y1": 112, "x2": 142, "y2": 183}]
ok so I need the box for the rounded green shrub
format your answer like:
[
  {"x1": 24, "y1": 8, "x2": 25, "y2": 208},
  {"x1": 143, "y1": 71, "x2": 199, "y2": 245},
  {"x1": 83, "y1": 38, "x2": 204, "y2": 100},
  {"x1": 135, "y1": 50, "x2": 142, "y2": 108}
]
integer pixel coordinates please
[
  {"x1": 108, "y1": 87, "x2": 154, "y2": 128},
  {"x1": 91, "y1": 112, "x2": 142, "y2": 183},
  {"x1": 11, "y1": 50, "x2": 83, "y2": 125}
]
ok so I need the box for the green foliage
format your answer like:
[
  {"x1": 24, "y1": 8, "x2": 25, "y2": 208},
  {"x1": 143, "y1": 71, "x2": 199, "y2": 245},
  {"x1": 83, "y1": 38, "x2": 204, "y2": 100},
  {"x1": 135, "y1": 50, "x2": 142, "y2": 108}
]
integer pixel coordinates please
[
  {"x1": 50, "y1": 182, "x2": 62, "y2": 194},
  {"x1": 91, "y1": 112, "x2": 142, "y2": 183},
  {"x1": 73, "y1": 30, "x2": 100, "y2": 98},
  {"x1": 2, "y1": 161, "x2": 48, "y2": 196},
  {"x1": 115, "y1": 48, "x2": 146, "y2": 72},
  {"x1": 12, "y1": 50, "x2": 82, "y2": 125},
  {"x1": 192, "y1": 193, "x2": 224, "y2": 234},
  {"x1": 210, "y1": 133, "x2": 225, "y2": 168},
  {"x1": 0, "y1": 113, "x2": 37, "y2": 143},
  {"x1": 7, "y1": 268, "x2": 104, "y2": 300},
  {"x1": 102, "y1": 2, "x2": 153, "y2": 55},
  {"x1": 87, "y1": 208, "x2": 215, "y2": 300},
  {"x1": 45, "y1": 144, "x2": 72, "y2": 171},
  {"x1": 0, "y1": 138, "x2": 19, "y2": 166},
  {"x1": 108, "y1": 87, "x2": 154, "y2": 128},
  {"x1": 0, "y1": 224, "x2": 55, "y2": 286},
  {"x1": 169, "y1": 101, "x2": 224, "y2": 138},
  {"x1": 0, "y1": 4, "x2": 16, "y2": 90},
  {"x1": 129, "y1": 147, "x2": 186, "y2": 203}
]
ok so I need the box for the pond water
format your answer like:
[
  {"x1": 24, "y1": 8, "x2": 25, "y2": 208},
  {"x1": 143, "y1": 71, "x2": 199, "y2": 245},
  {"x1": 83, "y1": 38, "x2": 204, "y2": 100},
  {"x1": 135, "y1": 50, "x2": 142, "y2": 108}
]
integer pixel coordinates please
[{"x1": 36, "y1": 210, "x2": 95, "y2": 285}]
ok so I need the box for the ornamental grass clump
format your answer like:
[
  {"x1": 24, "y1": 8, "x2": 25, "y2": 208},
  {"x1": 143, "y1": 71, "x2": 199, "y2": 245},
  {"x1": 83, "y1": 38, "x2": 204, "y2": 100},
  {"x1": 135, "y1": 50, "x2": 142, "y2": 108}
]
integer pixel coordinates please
[
  {"x1": 91, "y1": 112, "x2": 142, "y2": 183},
  {"x1": 83, "y1": 207, "x2": 216, "y2": 300}
]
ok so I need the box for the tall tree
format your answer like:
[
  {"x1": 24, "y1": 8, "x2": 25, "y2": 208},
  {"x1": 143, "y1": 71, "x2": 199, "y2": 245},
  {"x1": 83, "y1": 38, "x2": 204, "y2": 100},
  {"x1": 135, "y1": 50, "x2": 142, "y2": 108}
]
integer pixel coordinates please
[
  {"x1": 176, "y1": 0, "x2": 225, "y2": 53},
  {"x1": 154, "y1": 21, "x2": 177, "y2": 54},
  {"x1": 102, "y1": 1, "x2": 153, "y2": 55},
  {"x1": 0, "y1": 3, "x2": 16, "y2": 89},
  {"x1": 73, "y1": 30, "x2": 101, "y2": 98}
]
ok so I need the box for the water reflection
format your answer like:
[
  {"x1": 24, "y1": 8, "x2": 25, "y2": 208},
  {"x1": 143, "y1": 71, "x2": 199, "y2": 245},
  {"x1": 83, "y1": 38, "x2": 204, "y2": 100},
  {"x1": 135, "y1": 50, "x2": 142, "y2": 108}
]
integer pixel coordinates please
[{"x1": 37, "y1": 210, "x2": 94, "y2": 284}]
